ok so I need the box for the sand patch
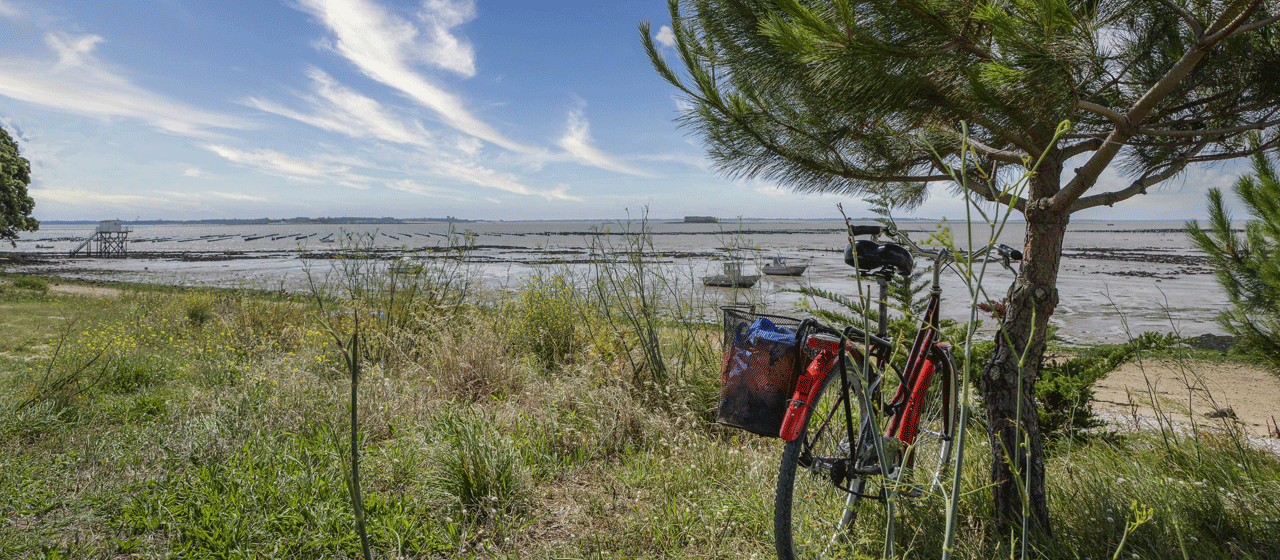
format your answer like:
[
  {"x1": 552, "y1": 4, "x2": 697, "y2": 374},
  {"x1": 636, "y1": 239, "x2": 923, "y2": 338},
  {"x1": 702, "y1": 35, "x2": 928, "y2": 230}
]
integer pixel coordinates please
[
  {"x1": 1093, "y1": 357, "x2": 1280, "y2": 450},
  {"x1": 45, "y1": 283, "x2": 122, "y2": 299}
]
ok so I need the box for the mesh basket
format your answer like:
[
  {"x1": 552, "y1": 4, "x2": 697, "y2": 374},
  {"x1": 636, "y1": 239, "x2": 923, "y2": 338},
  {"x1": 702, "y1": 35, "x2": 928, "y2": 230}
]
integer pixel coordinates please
[{"x1": 717, "y1": 307, "x2": 810, "y2": 437}]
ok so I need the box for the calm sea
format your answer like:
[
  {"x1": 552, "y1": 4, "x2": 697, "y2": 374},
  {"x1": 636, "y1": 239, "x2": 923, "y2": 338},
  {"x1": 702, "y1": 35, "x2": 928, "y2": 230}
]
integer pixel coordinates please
[{"x1": 9, "y1": 219, "x2": 1220, "y2": 345}]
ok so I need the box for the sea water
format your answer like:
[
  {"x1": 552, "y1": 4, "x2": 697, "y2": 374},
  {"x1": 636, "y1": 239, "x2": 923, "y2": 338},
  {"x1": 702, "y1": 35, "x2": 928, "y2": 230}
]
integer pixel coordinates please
[{"x1": 8, "y1": 219, "x2": 1221, "y2": 345}]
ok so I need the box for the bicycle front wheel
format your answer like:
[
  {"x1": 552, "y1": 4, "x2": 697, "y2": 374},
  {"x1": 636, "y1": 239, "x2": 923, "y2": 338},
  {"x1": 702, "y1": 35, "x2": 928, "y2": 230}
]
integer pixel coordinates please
[
  {"x1": 893, "y1": 350, "x2": 958, "y2": 499},
  {"x1": 774, "y1": 360, "x2": 870, "y2": 560}
]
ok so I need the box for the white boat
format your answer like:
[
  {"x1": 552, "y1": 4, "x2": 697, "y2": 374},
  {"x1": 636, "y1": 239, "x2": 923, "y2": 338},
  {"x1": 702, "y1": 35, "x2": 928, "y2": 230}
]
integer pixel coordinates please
[
  {"x1": 702, "y1": 260, "x2": 759, "y2": 288},
  {"x1": 761, "y1": 256, "x2": 808, "y2": 276}
]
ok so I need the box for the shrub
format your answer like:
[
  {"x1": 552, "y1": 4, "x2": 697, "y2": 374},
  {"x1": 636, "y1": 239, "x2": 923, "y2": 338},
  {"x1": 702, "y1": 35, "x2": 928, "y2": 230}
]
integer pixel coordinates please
[
  {"x1": 429, "y1": 318, "x2": 521, "y2": 403},
  {"x1": 1035, "y1": 332, "x2": 1177, "y2": 443},
  {"x1": 184, "y1": 292, "x2": 216, "y2": 327},
  {"x1": 12, "y1": 275, "x2": 47, "y2": 292},
  {"x1": 502, "y1": 271, "x2": 586, "y2": 368},
  {"x1": 1187, "y1": 146, "x2": 1280, "y2": 371}
]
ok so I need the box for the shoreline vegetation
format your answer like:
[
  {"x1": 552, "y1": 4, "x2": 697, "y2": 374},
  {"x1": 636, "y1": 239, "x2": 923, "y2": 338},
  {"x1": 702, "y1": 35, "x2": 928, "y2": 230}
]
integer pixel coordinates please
[{"x1": 2, "y1": 234, "x2": 1278, "y2": 558}]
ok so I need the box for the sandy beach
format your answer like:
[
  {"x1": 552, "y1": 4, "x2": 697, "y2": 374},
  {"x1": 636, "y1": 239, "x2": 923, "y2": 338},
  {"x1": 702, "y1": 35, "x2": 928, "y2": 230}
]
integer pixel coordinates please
[{"x1": 1091, "y1": 355, "x2": 1280, "y2": 452}]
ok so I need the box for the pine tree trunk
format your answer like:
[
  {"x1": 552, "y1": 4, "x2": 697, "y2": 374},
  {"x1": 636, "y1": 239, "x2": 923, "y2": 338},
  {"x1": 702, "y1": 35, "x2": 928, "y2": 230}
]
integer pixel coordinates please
[{"x1": 979, "y1": 205, "x2": 1067, "y2": 538}]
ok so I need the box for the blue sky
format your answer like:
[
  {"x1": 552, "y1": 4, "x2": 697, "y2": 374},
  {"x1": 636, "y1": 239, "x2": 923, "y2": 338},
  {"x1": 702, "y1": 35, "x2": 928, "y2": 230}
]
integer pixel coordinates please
[{"x1": 0, "y1": 0, "x2": 1245, "y2": 222}]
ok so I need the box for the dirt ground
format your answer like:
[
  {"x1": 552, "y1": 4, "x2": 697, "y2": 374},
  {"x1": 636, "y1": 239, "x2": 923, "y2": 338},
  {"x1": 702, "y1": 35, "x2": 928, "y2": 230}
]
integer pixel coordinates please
[
  {"x1": 46, "y1": 282, "x2": 122, "y2": 299},
  {"x1": 1092, "y1": 356, "x2": 1280, "y2": 453}
]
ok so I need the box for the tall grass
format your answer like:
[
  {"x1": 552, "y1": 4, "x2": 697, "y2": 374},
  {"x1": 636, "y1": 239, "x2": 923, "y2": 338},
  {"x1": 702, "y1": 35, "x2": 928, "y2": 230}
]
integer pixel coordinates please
[{"x1": 0, "y1": 229, "x2": 1277, "y2": 558}]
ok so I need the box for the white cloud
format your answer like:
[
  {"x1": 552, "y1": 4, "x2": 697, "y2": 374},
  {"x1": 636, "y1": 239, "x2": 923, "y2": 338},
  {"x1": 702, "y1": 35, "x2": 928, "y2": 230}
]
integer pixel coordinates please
[
  {"x1": 204, "y1": 144, "x2": 376, "y2": 188},
  {"x1": 184, "y1": 167, "x2": 210, "y2": 178},
  {"x1": 0, "y1": 0, "x2": 21, "y2": 19},
  {"x1": 416, "y1": 0, "x2": 477, "y2": 76},
  {"x1": 245, "y1": 67, "x2": 433, "y2": 147},
  {"x1": 0, "y1": 33, "x2": 254, "y2": 136},
  {"x1": 556, "y1": 108, "x2": 652, "y2": 177},
  {"x1": 31, "y1": 187, "x2": 162, "y2": 208},
  {"x1": 156, "y1": 190, "x2": 272, "y2": 203},
  {"x1": 30, "y1": 187, "x2": 276, "y2": 210},
  {"x1": 431, "y1": 156, "x2": 580, "y2": 200},
  {"x1": 655, "y1": 25, "x2": 676, "y2": 48},
  {"x1": 295, "y1": 0, "x2": 531, "y2": 153},
  {"x1": 754, "y1": 184, "x2": 791, "y2": 197},
  {"x1": 633, "y1": 152, "x2": 709, "y2": 169},
  {"x1": 387, "y1": 178, "x2": 469, "y2": 200}
]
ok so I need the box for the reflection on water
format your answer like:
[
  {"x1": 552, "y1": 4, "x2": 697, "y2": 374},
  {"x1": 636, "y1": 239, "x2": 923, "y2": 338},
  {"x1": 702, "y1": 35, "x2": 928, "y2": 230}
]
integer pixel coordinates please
[{"x1": 10, "y1": 219, "x2": 1224, "y2": 345}]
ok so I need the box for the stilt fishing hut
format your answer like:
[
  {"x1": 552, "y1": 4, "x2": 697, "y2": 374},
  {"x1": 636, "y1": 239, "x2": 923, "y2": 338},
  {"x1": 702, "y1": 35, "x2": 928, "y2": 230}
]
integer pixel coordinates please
[{"x1": 70, "y1": 220, "x2": 133, "y2": 257}]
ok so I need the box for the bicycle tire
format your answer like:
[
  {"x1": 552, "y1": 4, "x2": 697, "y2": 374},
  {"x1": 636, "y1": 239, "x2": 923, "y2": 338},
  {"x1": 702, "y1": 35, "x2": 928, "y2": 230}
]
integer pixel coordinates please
[
  {"x1": 774, "y1": 349, "x2": 959, "y2": 560},
  {"x1": 774, "y1": 358, "x2": 870, "y2": 560}
]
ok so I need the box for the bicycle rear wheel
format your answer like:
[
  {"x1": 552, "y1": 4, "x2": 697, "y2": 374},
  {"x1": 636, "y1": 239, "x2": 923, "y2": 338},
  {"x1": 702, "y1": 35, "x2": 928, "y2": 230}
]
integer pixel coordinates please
[{"x1": 774, "y1": 360, "x2": 870, "y2": 560}]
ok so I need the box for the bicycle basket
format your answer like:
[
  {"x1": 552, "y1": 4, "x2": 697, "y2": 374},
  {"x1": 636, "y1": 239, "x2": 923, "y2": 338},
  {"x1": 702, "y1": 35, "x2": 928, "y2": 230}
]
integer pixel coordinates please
[{"x1": 717, "y1": 307, "x2": 810, "y2": 437}]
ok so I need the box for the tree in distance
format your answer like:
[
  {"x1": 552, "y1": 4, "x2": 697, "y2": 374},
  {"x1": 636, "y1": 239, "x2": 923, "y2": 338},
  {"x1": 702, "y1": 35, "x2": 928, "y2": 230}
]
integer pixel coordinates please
[
  {"x1": 642, "y1": 0, "x2": 1280, "y2": 538},
  {"x1": 1188, "y1": 139, "x2": 1280, "y2": 371},
  {"x1": 1, "y1": 125, "x2": 39, "y2": 245}
]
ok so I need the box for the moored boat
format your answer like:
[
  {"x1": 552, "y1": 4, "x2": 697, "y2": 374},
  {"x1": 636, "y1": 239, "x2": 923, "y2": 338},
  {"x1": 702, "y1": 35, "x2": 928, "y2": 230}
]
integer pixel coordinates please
[
  {"x1": 702, "y1": 260, "x2": 759, "y2": 288},
  {"x1": 761, "y1": 256, "x2": 808, "y2": 276}
]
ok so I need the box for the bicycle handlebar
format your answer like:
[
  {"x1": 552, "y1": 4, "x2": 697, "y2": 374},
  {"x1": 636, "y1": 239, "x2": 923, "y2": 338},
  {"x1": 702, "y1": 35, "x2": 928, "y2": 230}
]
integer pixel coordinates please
[
  {"x1": 849, "y1": 225, "x2": 883, "y2": 237},
  {"x1": 848, "y1": 222, "x2": 1022, "y2": 269},
  {"x1": 994, "y1": 243, "x2": 1022, "y2": 261}
]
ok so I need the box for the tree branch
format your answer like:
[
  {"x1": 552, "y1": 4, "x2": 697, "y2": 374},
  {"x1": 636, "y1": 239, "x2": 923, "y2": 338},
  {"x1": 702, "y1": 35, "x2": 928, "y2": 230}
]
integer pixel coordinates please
[
  {"x1": 1137, "y1": 118, "x2": 1280, "y2": 138},
  {"x1": 1156, "y1": 0, "x2": 1204, "y2": 37},
  {"x1": 1067, "y1": 150, "x2": 1205, "y2": 214},
  {"x1": 1060, "y1": 138, "x2": 1105, "y2": 158},
  {"x1": 1051, "y1": 4, "x2": 1256, "y2": 212},
  {"x1": 1185, "y1": 138, "x2": 1280, "y2": 164},
  {"x1": 1234, "y1": 11, "x2": 1280, "y2": 35},
  {"x1": 1075, "y1": 100, "x2": 1127, "y2": 128},
  {"x1": 1203, "y1": 1, "x2": 1261, "y2": 43},
  {"x1": 963, "y1": 137, "x2": 1025, "y2": 164},
  {"x1": 944, "y1": 163, "x2": 1028, "y2": 212}
]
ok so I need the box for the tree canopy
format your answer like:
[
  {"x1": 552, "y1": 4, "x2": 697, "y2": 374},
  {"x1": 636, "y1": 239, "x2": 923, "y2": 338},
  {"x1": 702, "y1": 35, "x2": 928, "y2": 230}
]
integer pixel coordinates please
[
  {"x1": 0, "y1": 126, "x2": 38, "y2": 243},
  {"x1": 644, "y1": 0, "x2": 1280, "y2": 213}
]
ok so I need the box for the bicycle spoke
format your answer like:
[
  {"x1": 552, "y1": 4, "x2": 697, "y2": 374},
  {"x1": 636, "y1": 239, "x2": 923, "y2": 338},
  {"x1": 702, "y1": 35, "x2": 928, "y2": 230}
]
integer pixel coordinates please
[{"x1": 776, "y1": 362, "x2": 872, "y2": 560}]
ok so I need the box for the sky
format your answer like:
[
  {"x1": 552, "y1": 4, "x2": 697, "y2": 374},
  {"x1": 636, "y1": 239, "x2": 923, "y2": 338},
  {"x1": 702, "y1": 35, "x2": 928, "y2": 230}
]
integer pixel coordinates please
[{"x1": 0, "y1": 0, "x2": 1249, "y2": 222}]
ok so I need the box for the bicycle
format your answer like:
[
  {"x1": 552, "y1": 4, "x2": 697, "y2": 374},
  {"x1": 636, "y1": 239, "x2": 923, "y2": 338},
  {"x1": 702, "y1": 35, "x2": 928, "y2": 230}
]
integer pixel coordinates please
[{"x1": 766, "y1": 222, "x2": 1022, "y2": 559}]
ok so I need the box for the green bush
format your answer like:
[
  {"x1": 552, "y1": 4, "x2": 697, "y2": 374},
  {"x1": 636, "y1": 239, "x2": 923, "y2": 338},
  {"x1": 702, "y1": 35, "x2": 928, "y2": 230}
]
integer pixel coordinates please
[
  {"x1": 1187, "y1": 147, "x2": 1280, "y2": 371},
  {"x1": 184, "y1": 292, "x2": 216, "y2": 327},
  {"x1": 502, "y1": 271, "x2": 586, "y2": 368},
  {"x1": 963, "y1": 332, "x2": 1177, "y2": 444},
  {"x1": 12, "y1": 275, "x2": 47, "y2": 292},
  {"x1": 1037, "y1": 332, "x2": 1177, "y2": 442}
]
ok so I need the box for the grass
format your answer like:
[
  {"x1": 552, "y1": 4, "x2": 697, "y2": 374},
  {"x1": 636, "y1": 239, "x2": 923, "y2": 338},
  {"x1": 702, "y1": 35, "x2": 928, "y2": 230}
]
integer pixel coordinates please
[{"x1": 0, "y1": 262, "x2": 1277, "y2": 559}]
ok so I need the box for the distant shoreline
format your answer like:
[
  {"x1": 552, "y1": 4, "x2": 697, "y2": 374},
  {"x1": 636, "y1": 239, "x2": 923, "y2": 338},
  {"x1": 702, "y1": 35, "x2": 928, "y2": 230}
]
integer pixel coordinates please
[
  {"x1": 32, "y1": 216, "x2": 1211, "y2": 226},
  {"x1": 38, "y1": 217, "x2": 475, "y2": 226}
]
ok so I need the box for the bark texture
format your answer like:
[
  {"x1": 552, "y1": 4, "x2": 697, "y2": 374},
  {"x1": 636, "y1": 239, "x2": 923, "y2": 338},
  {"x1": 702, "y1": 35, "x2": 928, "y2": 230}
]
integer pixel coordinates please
[{"x1": 979, "y1": 199, "x2": 1067, "y2": 536}]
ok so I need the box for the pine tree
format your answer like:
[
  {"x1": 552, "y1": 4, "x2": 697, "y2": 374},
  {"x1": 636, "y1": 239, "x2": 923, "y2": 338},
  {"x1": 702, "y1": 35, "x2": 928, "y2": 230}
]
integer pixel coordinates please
[
  {"x1": 1187, "y1": 148, "x2": 1280, "y2": 370},
  {"x1": 643, "y1": 0, "x2": 1280, "y2": 534}
]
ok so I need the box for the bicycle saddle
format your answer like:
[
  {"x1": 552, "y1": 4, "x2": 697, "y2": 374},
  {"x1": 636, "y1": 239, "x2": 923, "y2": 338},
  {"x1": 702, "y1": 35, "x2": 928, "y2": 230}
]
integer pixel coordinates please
[{"x1": 845, "y1": 240, "x2": 914, "y2": 276}]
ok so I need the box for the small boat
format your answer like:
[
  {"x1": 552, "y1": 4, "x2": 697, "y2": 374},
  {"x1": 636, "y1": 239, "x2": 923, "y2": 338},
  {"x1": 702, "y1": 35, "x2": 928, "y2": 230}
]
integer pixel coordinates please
[
  {"x1": 389, "y1": 258, "x2": 422, "y2": 275},
  {"x1": 35, "y1": 244, "x2": 54, "y2": 249},
  {"x1": 702, "y1": 260, "x2": 759, "y2": 288},
  {"x1": 761, "y1": 256, "x2": 808, "y2": 276}
]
